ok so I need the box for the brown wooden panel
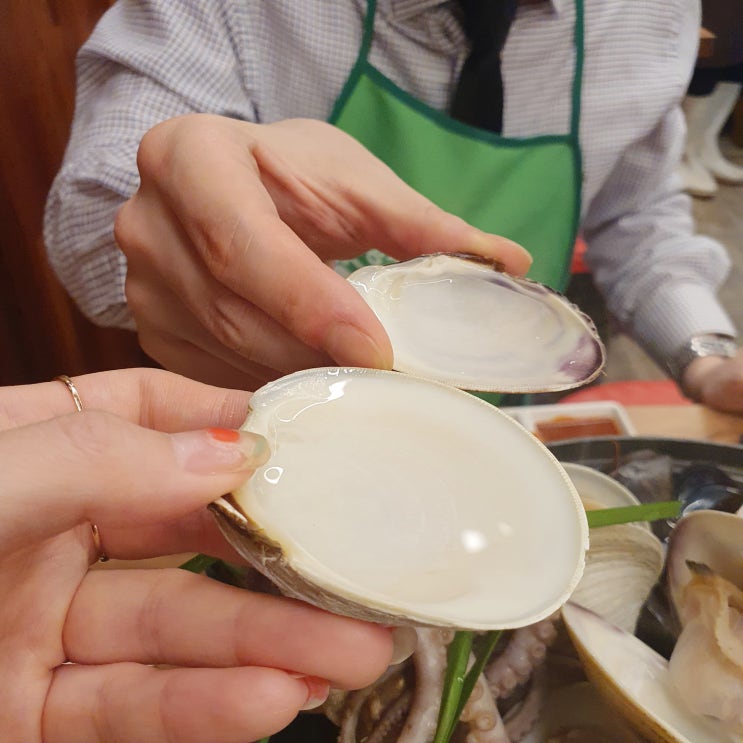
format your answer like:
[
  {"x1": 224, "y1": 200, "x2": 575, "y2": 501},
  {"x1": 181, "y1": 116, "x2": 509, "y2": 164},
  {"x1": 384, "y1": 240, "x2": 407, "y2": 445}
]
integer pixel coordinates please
[{"x1": 0, "y1": 0, "x2": 149, "y2": 386}]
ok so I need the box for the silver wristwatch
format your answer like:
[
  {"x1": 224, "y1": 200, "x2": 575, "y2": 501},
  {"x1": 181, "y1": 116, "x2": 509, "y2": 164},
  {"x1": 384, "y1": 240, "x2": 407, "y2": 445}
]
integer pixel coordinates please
[{"x1": 668, "y1": 333, "x2": 737, "y2": 385}]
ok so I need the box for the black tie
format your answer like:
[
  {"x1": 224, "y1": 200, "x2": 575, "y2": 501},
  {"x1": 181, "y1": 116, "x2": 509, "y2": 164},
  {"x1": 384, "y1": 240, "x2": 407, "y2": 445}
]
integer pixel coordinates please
[{"x1": 450, "y1": 0, "x2": 518, "y2": 134}]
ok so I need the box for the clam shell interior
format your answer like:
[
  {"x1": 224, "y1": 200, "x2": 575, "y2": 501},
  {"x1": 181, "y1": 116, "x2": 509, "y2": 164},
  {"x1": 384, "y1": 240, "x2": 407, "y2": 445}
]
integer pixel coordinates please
[
  {"x1": 218, "y1": 367, "x2": 588, "y2": 630},
  {"x1": 562, "y1": 602, "x2": 739, "y2": 743},
  {"x1": 348, "y1": 254, "x2": 605, "y2": 392},
  {"x1": 666, "y1": 510, "x2": 743, "y2": 620}
]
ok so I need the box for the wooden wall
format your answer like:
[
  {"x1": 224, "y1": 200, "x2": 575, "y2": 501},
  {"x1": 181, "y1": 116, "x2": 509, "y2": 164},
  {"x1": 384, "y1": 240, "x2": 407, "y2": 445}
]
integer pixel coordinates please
[{"x1": 0, "y1": 0, "x2": 148, "y2": 386}]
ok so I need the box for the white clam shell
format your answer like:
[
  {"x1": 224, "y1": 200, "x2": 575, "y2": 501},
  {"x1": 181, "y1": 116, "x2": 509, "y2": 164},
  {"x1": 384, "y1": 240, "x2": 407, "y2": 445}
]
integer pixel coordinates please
[
  {"x1": 348, "y1": 254, "x2": 605, "y2": 392},
  {"x1": 212, "y1": 367, "x2": 588, "y2": 630},
  {"x1": 570, "y1": 523, "x2": 664, "y2": 632},
  {"x1": 562, "y1": 602, "x2": 739, "y2": 743},
  {"x1": 561, "y1": 462, "x2": 642, "y2": 511},
  {"x1": 561, "y1": 463, "x2": 662, "y2": 631},
  {"x1": 666, "y1": 510, "x2": 743, "y2": 621},
  {"x1": 520, "y1": 681, "x2": 643, "y2": 743}
]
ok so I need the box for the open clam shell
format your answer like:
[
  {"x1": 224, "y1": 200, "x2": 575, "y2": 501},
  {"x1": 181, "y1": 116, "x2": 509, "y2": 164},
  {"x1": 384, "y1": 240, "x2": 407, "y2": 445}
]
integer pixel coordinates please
[
  {"x1": 520, "y1": 681, "x2": 644, "y2": 743},
  {"x1": 666, "y1": 510, "x2": 743, "y2": 618},
  {"x1": 664, "y1": 511, "x2": 743, "y2": 732},
  {"x1": 561, "y1": 462, "x2": 643, "y2": 511},
  {"x1": 562, "y1": 463, "x2": 663, "y2": 631},
  {"x1": 570, "y1": 523, "x2": 664, "y2": 633},
  {"x1": 348, "y1": 254, "x2": 605, "y2": 392},
  {"x1": 562, "y1": 602, "x2": 739, "y2": 743},
  {"x1": 212, "y1": 367, "x2": 588, "y2": 630}
]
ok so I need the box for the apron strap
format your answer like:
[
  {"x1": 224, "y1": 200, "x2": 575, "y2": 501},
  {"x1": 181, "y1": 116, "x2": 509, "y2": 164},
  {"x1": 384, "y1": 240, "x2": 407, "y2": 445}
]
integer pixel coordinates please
[
  {"x1": 359, "y1": 0, "x2": 377, "y2": 62},
  {"x1": 329, "y1": 0, "x2": 377, "y2": 123},
  {"x1": 570, "y1": 0, "x2": 584, "y2": 142}
]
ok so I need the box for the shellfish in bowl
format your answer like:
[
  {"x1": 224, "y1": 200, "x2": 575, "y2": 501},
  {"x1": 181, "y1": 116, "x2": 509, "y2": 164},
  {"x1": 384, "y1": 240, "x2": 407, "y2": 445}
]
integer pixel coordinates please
[
  {"x1": 665, "y1": 510, "x2": 743, "y2": 735},
  {"x1": 562, "y1": 509, "x2": 743, "y2": 742},
  {"x1": 562, "y1": 601, "x2": 739, "y2": 743},
  {"x1": 561, "y1": 462, "x2": 665, "y2": 633}
]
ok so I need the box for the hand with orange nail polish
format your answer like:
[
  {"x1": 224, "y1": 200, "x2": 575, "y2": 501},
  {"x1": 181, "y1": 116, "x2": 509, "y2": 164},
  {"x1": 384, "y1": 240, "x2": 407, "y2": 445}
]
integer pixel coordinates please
[{"x1": 0, "y1": 368, "x2": 394, "y2": 743}]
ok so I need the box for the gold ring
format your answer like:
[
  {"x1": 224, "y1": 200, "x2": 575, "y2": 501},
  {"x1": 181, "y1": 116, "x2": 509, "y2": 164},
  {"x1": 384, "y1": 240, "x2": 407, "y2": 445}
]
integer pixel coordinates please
[
  {"x1": 54, "y1": 374, "x2": 109, "y2": 563},
  {"x1": 90, "y1": 523, "x2": 109, "y2": 563},
  {"x1": 55, "y1": 374, "x2": 83, "y2": 412}
]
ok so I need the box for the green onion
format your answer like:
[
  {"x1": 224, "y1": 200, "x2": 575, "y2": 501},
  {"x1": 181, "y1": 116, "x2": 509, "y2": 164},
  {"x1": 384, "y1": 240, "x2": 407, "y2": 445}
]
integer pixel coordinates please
[
  {"x1": 454, "y1": 630, "x2": 502, "y2": 724},
  {"x1": 585, "y1": 500, "x2": 681, "y2": 528},
  {"x1": 433, "y1": 631, "x2": 473, "y2": 743},
  {"x1": 432, "y1": 629, "x2": 502, "y2": 743},
  {"x1": 178, "y1": 553, "x2": 218, "y2": 573}
]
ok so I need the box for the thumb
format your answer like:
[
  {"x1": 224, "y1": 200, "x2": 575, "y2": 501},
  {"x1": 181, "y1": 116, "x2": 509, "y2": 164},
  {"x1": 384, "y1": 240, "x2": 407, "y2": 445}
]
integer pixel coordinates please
[{"x1": 0, "y1": 410, "x2": 268, "y2": 557}]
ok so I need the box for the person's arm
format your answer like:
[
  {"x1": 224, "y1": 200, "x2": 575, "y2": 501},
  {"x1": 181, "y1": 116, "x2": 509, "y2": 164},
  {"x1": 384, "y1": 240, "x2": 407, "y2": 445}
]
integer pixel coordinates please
[
  {"x1": 46, "y1": 2, "x2": 531, "y2": 390},
  {"x1": 44, "y1": 1, "x2": 256, "y2": 329},
  {"x1": 581, "y1": 103, "x2": 741, "y2": 411}
]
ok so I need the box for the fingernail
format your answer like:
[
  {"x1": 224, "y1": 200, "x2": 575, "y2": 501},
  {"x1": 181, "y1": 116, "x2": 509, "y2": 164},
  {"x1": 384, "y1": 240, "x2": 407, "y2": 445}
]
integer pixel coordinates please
[
  {"x1": 469, "y1": 234, "x2": 533, "y2": 274},
  {"x1": 170, "y1": 428, "x2": 270, "y2": 475},
  {"x1": 390, "y1": 626, "x2": 417, "y2": 664},
  {"x1": 290, "y1": 675, "x2": 330, "y2": 711},
  {"x1": 325, "y1": 322, "x2": 392, "y2": 370}
]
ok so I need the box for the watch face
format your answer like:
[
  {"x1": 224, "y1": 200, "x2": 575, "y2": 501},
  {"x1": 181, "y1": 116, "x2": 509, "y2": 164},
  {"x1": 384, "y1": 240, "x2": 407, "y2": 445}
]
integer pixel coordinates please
[
  {"x1": 690, "y1": 335, "x2": 737, "y2": 358},
  {"x1": 670, "y1": 335, "x2": 737, "y2": 383}
]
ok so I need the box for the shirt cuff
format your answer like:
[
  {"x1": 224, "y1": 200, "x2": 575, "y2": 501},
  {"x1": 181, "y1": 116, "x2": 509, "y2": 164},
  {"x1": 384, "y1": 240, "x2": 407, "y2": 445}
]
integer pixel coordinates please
[{"x1": 631, "y1": 282, "x2": 738, "y2": 370}]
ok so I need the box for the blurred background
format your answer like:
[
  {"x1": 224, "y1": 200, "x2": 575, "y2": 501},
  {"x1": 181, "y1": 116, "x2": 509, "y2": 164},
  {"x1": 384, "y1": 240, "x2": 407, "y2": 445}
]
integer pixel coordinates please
[{"x1": 0, "y1": 1, "x2": 147, "y2": 386}]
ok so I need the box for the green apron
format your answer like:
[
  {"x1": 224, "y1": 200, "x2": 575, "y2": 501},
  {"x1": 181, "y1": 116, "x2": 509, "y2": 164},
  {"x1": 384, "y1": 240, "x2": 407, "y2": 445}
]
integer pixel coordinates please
[{"x1": 331, "y1": 0, "x2": 584, "y2": 402}]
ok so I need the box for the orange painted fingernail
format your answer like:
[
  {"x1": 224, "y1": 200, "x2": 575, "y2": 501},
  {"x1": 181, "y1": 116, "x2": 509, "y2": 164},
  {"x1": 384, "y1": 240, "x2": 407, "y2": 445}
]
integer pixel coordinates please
[
  {"x1": 170, "y1": 429, "x2": 269, "y2": 474},
  {"x1": 207, "y1": 427, "x2": 241, "y2": 443}
]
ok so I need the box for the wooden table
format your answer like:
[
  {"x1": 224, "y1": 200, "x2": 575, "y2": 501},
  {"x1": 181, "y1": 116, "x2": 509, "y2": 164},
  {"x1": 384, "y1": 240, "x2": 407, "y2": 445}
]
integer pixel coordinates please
[{"x1": 625, "y1": 404, "x2": 743, "y2": 445}]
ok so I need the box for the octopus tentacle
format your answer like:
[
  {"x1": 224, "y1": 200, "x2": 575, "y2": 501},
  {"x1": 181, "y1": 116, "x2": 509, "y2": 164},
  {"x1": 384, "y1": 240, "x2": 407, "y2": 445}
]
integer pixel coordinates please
[
  {"x1": 366, "y1": 689, "x2": 414, "y2": 743},
  {"x1": 485, "y1": 616, "x2": 558, "y2": 699},
  {"x1": 337, "y1": 665, "x2": 406, "y2": 743},
  {"x1": 397, "y1": 628, "x2": 454, "y2": 743},
  {"x1": 459, "y1": 669, "x2": 511, "y2": 743},
  {"x1": 502, "y1": 668, "x2": 545, "y2": 742}
]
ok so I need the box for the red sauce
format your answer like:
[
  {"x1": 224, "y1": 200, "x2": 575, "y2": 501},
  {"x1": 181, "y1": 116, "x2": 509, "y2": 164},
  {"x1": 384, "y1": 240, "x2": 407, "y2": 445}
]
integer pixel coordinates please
[{"x1": 535, "y1": 416, "x2": 620, "y2": 442}]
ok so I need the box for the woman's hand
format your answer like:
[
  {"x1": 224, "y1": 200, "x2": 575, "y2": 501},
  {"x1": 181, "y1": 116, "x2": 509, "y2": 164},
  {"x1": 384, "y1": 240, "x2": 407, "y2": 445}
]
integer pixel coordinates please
[
  {"x1": 115, "y1": 114, "x2": 532, "y2": 390},
  {"x1": 0, "y1": 368, "x2": 394, "y2": 743}
]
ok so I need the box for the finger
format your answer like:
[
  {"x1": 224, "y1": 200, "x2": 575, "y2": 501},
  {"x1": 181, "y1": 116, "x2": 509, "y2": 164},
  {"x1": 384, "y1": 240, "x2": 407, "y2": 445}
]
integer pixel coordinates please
[
  {"x1": 13, "y1": 368, "x2": 252, "y2": 431},
  {"x1": 0, "y1": 411, "x2": 268, "y2": 556},
  {"x1": 135, "y1": 307, "x2": 284, "y2": 391},
  {"x1": 64, "y1": 568, "x2": 393, "y2": 690},
  {"x1": 134, "y1": 116, "x2": 393, "y2": 369},
  {"x1": 124, "y1": 241, "x2": 332, "y2": 381},
  {"x1": 96, "y1": 508, "x2": 240, "y2": 561},
  {"x1": 255, "y1": 120, "x2": 533, "y2": 274},
  {"x1": 44, "y1": 663, "x2": 322, "y2": 743}
]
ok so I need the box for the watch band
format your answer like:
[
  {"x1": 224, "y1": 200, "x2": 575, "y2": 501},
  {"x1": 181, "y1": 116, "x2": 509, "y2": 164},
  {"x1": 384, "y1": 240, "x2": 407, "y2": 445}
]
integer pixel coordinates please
[{"x1": 668, "y1": 333, "x2": 737, "y2": 386}]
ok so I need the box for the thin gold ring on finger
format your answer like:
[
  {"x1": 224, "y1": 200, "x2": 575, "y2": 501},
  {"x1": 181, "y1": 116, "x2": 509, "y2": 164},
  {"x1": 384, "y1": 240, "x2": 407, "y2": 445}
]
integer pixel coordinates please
[
  {"x1": 55, "y1": 374, "x2": 83, "y2": 412},
  {"x1": 54, "y1": 374, "x2": 109, "y2": 563},
  {"x1": 89, "y1": 522, "x2": 109, "y2": 563}
]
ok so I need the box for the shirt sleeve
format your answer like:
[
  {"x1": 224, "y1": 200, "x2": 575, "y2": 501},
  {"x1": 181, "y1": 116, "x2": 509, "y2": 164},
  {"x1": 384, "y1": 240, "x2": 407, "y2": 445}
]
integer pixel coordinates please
[
  {"x1": 581, "y1": 78, "x2": 737, "y2": 375},
  {"x1": 44, "y1": 0, "x2": 258, "y2": 328}
]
